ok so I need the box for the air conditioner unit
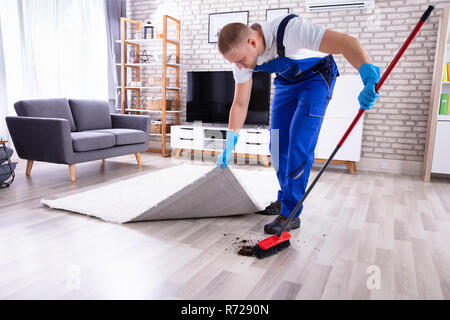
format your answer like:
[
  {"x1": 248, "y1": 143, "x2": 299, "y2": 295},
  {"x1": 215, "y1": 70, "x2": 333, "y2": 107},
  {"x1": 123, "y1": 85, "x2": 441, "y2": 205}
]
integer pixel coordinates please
[{"x1": 306, "y1": 0, "x2": 375, "y2": 12}]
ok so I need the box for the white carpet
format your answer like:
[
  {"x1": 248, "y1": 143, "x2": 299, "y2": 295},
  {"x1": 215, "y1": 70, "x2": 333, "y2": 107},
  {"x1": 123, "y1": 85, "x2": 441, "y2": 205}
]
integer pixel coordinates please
[{"x1": 40, "y1": 164, "x2": 279, "y2": 224}]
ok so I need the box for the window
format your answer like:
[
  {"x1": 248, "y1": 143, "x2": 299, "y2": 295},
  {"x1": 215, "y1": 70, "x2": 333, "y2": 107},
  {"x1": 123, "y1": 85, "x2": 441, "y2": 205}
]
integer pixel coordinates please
[{"x1": 0, "y1": 0, "x2": 109, "y2": 113}]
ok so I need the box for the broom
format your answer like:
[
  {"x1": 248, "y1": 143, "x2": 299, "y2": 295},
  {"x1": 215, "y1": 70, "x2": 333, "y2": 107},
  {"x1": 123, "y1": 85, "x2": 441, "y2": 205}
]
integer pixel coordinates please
[{"x1": 251, "y1": 5, "x2": 435, "y2": 259}]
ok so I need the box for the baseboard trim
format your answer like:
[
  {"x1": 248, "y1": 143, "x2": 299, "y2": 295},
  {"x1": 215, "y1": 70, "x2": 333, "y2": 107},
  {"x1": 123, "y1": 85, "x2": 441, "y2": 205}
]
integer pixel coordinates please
[{"x1": 355, "y1": 157, "x2": 422, "y2": 176}]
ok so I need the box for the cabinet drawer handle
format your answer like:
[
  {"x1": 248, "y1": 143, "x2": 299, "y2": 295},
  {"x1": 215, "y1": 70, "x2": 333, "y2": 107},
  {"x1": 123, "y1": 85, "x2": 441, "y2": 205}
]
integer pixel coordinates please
[
  {"x1": 181, "y1": 127, "x2": 194, "y2": 130},
  {"x1": 246, "y1": 142, "x2": 261, "y2": 145},
  {"x1": 246, "y1": 131, "x2": 262, "y2": 134},
  {"x1": 180, "y1": 138, "x2": 193, "y2": 141}
]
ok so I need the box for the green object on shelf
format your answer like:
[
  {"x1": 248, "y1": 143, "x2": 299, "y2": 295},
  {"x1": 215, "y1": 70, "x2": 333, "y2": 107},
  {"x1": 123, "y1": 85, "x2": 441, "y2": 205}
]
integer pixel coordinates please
[{"x1": 440, "y1": 93, "x2": 448, "y2": 115}]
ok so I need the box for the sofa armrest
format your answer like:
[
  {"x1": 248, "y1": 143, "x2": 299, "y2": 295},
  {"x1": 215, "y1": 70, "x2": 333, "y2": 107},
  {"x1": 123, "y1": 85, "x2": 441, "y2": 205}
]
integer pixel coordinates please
[
  {"x1": 111, "y1": 114, "x2": 151, "y2": 134},
  {"x1": 5, "y1": 116, "x2": 73, "y2": 164}
]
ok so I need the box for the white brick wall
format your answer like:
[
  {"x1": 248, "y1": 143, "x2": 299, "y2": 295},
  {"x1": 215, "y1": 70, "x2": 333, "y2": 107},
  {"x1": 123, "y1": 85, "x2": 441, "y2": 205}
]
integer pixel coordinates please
[{"x1": 125, "y1": 0, "x2": 446, "y2": 163}]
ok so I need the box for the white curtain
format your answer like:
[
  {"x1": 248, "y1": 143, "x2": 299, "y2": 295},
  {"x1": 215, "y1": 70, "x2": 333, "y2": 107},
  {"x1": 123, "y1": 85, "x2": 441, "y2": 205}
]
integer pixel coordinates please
[
  {"x1": 0, "y1": 16, "x2": 10, "y2": 145},
  {"x1": 0, "y1": 0, "x2": 109, "y2": 115},
  {"x1": 105, "y1": 0, "x2": 125, "y2": 113},
  {"x1": 0, "y1": 0, "x2": 110, "y2": 153}
]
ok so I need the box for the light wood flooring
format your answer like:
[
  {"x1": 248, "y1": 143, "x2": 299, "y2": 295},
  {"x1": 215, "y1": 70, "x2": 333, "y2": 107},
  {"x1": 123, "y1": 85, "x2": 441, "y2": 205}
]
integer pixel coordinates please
[{"x1": 1, "y1": 152, "x2": 450, "y2": 300}]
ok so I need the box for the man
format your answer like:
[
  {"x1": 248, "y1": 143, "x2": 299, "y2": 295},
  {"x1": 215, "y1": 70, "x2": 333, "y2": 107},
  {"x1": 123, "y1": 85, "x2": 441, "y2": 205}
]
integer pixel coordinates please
[{"x1": 216, "y1": 14, "x2": 380, "y2": 234}]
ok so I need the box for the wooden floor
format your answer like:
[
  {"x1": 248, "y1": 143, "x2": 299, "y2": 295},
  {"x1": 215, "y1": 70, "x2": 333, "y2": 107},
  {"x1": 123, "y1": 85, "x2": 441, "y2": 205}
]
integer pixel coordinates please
[{"x1": 1, "y1": 152, "x2": 450, "y2": 300}]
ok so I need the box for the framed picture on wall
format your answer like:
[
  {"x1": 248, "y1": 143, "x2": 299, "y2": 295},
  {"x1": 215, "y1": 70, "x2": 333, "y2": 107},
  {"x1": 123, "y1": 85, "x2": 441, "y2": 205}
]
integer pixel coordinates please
[
  {"x1": 208, "y1": 11, "x2": 249, "y2": 43},
  {"x1": 266, "y1": 8, "x2": 289, "y2": 22}
]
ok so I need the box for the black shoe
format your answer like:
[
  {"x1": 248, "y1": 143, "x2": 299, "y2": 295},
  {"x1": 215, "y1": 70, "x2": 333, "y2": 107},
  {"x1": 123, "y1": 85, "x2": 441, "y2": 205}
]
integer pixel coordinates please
[
  {"x1": 264, "y1": 214, "x2": 301, "y2": 234},
  {"x1": 256, "y1": 201, "x2": 281, "y2": 216}
]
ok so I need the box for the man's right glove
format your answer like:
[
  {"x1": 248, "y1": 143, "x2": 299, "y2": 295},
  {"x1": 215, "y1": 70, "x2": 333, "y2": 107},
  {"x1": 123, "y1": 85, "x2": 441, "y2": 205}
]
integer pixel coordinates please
[{"x1": 216, "y1": 130, "x2": 239, "y2": 168}]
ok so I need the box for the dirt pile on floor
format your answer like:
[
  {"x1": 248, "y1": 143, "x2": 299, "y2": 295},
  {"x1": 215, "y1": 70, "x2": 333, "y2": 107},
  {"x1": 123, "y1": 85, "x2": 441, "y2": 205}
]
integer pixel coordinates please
[
  {"x1": 223, "y1": 233, "x2": 261, "y2": 257},
  {"x1": 237, "y1": 245, "x2": 253, "y2": 256}
]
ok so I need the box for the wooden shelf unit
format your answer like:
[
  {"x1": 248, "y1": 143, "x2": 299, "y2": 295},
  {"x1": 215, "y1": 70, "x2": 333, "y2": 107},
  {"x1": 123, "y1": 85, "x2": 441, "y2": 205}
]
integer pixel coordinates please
[
  {"x1": 424, "y1": 7, "x2": 450, "y2": 181},
  {"x1": 119, "y1": 15, "x2": 181, "y2": 158}
]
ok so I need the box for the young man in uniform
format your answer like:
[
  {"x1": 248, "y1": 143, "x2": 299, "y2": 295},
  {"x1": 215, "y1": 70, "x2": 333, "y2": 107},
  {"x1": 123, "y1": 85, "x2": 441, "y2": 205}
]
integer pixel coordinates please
[{"x1": 216, "y1": 14, "x2": 380, "y2": 234}]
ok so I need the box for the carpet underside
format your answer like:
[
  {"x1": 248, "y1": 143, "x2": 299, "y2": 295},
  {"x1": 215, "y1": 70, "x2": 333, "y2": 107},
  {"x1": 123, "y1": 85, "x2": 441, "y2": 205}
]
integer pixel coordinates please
[{"x1": 40, "y1": 164, "x2": 279, "y2": 224}]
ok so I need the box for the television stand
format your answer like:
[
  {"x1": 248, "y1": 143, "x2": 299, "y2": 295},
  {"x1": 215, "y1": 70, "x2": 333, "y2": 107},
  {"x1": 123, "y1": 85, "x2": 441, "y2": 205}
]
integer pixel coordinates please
[{"x1": 170, "y1": 125, "x2": 271, "y2": 167}]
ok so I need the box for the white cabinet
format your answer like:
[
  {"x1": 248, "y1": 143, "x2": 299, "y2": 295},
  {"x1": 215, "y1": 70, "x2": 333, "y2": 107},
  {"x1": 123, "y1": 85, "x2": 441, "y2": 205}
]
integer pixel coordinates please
[
  {"x1": 317, "y1": 117, "x2": 363, "y2": 161},
  {"x1": 432, "y1": 120, "x2": 450, "y2": 174},
  {"x1": 235, "y1": 129, "x2": 270, "y2": 155},
  {"x1": 171, "y1": 126, "x2": 195, "y2": 139},
  {"x1": 171, "y1": 125, "x2": 271, "y2": 166},
  {"x1": 315, "y1": 74, "x2": 364, "y2": 162}
]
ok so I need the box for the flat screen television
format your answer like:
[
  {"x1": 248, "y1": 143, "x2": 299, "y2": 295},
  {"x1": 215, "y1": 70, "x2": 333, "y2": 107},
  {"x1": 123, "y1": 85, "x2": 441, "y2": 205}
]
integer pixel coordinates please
[{"x1": 186, "y1": 71, "x2": 270, "y2": 125}]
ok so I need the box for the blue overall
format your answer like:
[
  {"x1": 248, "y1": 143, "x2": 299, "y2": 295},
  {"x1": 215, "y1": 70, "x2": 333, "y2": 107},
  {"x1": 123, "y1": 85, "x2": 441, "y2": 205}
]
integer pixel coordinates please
[{"x1": 253, "y1": 14, "x2": 340, "y2": 218}]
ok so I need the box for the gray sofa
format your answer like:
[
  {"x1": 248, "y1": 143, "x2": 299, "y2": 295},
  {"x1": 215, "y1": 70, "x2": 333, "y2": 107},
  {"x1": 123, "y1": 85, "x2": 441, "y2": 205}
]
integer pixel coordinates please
[{"x1": 6, "y1": 98, "x2": 151, "y2": 182}]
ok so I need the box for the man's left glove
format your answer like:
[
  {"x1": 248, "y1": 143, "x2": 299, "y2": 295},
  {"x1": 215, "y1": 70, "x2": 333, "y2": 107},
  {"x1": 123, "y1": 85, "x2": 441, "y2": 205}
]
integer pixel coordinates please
[
  {"x1": 216, "y1": 130, "x2": 239, "y2": 168},
  {"x1": 358, "y1": 63, "x2": 381, "y2": 110}
]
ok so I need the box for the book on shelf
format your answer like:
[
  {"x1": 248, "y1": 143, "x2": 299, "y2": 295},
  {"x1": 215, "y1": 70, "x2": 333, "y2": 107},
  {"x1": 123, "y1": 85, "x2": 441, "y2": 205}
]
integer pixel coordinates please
[
  {"x1": 440, "y1": 93, "x2": 449, "y2": 115},
  {"x1": 444, "y1": 63, "x2": 448, "y2": 82},
  {"x1": 448, "y1": 64, "x2": 450, "y2": 82}
]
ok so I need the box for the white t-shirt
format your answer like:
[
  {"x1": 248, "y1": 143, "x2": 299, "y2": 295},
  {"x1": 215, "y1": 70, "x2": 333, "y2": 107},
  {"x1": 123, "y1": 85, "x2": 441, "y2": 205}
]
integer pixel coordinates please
[{"x1": 232, "y1": 14, "x2": 327, "y2": 83}]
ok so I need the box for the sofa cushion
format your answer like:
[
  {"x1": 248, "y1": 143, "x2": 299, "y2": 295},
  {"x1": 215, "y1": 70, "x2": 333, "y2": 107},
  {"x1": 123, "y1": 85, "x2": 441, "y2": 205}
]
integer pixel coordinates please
[
  {"x1": 68, "y1": 99, "x2": 112, "y2": 131},
  {"x1": 14, "y1": 98, "x2": 77, "y2": 132},
  {"x1": 71, "y1": 131, "x2": 115, "y2": 152},
  {"x1": 91, "y1": 128, "x2": 147, "y2": 146}
]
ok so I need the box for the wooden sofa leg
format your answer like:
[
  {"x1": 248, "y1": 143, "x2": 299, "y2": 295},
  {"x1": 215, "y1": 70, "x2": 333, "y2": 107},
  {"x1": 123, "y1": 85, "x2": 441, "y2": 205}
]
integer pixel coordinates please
[
  {"x1": 69, "y1": 164, "x2": 76, "y2": 182},
  {"x1": 135, "y1": 153, "x2": 142, "y2": 166},
  {"x1": 26, "y1": 160, "x2": 34, "y2": 176}
]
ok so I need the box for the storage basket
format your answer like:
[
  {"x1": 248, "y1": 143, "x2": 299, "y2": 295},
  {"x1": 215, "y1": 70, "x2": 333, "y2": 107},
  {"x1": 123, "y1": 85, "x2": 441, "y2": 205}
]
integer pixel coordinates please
[
  {"x1": 147, "y1": 99, "x2": 172, "y2": 111},
  {"x1": 150, "y1": 121, "x2": 171, "y2": 134}
]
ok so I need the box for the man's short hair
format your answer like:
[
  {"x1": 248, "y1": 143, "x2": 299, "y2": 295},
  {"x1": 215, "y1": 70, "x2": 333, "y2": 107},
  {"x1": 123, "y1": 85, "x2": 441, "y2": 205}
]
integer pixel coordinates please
[{"x1": 218, "y1": 23, "x2": 252, "y2": 55}]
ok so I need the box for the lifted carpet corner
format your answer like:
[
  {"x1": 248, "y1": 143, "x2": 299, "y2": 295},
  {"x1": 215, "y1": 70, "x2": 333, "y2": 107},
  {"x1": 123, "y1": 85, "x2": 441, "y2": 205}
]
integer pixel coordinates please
[
  {"x1": 129, "y1": 165, "x2": 260, "y2": 222},
  {"x1": 40, "y1": 165, "x2": 273, "y2": 224}
]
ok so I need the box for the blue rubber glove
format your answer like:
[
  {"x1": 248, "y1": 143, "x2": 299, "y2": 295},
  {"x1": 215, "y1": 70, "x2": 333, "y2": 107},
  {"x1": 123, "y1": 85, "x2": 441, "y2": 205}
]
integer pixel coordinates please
[
  {"x1": 358, "y1": 63, "x2": 381, "y2": 110},
  {"x1": 216, "y1": 130, "x2": 239, "y2": 168}
]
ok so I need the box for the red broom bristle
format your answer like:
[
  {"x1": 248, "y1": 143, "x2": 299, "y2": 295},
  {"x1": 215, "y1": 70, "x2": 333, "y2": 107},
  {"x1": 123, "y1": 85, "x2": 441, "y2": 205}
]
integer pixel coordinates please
[{"x1": 257, "y1": 231, "x2": 291, "y2": 250}]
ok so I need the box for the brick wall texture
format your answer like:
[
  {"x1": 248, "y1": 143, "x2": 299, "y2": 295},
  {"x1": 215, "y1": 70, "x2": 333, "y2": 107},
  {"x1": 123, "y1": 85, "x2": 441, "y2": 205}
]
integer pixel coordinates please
[{"x1": 125, "y1": 0, "x2": 447, "y2": 163}]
